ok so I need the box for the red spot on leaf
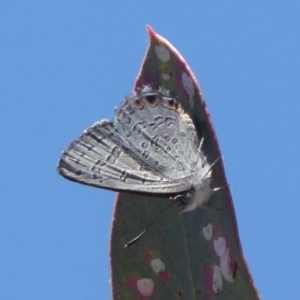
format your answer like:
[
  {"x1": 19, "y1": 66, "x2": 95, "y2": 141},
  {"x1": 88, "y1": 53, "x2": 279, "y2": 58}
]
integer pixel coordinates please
[
  {"x1": 144, "y1": 251, "x2": 153, "y2": 262},
  {"x1": 202, "y1": 265, "x2": 214, "y2": 300},
  {"x1": 125, "y1": 275, "x2": 140, "y2": 289},
  {"x1": 159, "y1": 270, "x2": 170, "y2": 283}
]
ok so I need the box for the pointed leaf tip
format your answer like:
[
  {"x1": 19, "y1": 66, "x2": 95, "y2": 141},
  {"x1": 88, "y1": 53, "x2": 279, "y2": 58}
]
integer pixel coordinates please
[{"x1": 146, "y1": 25, "x2": 155, "y2": 38}]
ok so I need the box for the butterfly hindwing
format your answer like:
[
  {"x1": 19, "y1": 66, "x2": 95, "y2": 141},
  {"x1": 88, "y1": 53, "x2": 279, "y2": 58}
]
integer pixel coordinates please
[{"x1": 58, "y1": 119, "x2": 192, "y2": 193}]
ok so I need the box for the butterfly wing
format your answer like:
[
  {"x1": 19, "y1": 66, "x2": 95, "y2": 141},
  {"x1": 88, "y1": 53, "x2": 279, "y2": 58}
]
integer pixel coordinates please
[
  {"x1": 116, "y1": 88, "x2": 200, "y2": 179},
  {"x1": 58, "y1": 88, "x2": 202, "y2": 194},
  {"x1": 58, "y1": 120, "x2": 193, "y2": 193}
]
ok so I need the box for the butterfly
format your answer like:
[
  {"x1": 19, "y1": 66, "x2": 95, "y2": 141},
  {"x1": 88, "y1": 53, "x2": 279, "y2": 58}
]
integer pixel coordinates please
[{"x1": 58, "y1": 86, "x2": 213, "y2": 213}]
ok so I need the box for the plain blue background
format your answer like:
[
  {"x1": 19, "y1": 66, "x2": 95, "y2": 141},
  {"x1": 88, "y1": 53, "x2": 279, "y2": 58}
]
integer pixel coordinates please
[{"x1": 1, "y1": 1, "x2": 299, "y2": 299}]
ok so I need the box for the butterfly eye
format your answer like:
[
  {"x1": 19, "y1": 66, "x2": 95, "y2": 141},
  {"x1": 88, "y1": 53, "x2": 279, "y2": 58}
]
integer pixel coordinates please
[
  {"x1": 168, "y1": 98, "x2": 178, "y2": 109},
  {"x1": 145, "y1": 94, "x2": 159, "y2": 107},
  {"x1": 134, "y1": 98, "x2": 143, "y2": 107}
]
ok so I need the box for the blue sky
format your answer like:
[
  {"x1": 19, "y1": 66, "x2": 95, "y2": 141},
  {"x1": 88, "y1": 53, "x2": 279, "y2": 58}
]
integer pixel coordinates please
[{"x1": 1, "y1": 1, "x2": 300, "y2": 299}]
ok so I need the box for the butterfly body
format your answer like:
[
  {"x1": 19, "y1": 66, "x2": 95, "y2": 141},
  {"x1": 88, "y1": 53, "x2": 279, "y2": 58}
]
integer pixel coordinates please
[{"x1": 58, "y1": 86, "x2": 212, "y2": 212}]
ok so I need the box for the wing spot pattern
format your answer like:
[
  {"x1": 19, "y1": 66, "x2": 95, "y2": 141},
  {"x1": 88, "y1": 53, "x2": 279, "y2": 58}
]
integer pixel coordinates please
[
  {"x1": 107, "y1": 155, "x2": 116, "y2": 164},
  {"x1": 111, "y1": 146, "x2": 122, "y2": 158},
  {"x1": 165, "y1": 117, "x2": 176, "y2": 127},
  {"x1": 141, "y1": 142, "x2": 148, "y2": 149},
  {"x1": 120, "y1": 170, "x2": 128, "y2": 182},
  {"x1": 142, "y1": 150, "x2": 150, "y2": 159}
]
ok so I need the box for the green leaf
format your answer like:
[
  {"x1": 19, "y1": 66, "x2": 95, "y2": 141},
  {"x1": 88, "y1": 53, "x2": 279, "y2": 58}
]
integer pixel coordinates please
[{"x1": 110, "y1": 26, "x2": 260, "y2": 300}]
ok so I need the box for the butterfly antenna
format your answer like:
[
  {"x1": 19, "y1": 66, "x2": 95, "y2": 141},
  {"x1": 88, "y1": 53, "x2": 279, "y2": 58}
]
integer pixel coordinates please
[
  {"x1": 124, "y1": 195, "x2": 185, "y2": 248},
  {"x1": 198, "y1": 136, "x2": 204, "y2": 150},
  {"x1": 213, "y1": 183, "x2": 230, "y2": 193},
  {"x1": 202, "y1": 156, "x2": 223, "y2": 180},
  {"x1": 207, "y1": 156, "x2": 230, "y2": 193},
  {"x1": 197, "y1": 136, "x2": 223, "y2": 180}
]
